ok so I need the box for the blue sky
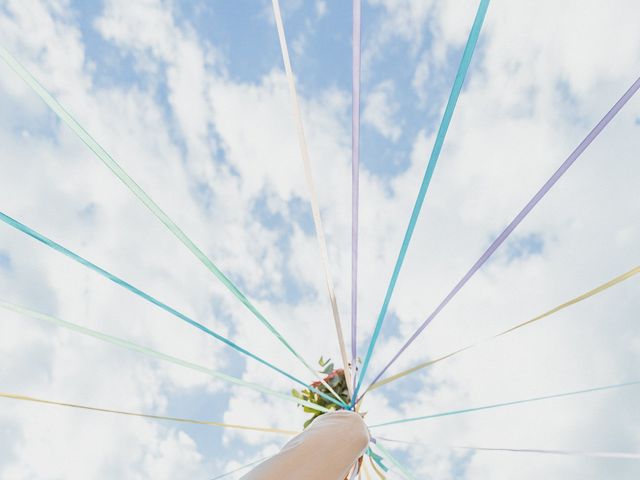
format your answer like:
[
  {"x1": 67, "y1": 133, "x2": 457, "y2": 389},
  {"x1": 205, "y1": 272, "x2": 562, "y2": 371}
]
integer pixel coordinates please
[
  {"x1": 72, "y1": 0, "x2": 461, "y2": 179},
  {"x1": 1, "y1": 0, "x2": 640, "y2": 479}
]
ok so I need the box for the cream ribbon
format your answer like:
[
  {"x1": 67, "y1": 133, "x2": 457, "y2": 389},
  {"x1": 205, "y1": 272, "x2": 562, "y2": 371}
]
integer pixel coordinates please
[
  {"x1": 0, "y1": 392, "x2": 297, "y2": 435},
  {"x1": 369, "y1": 266, "x2": 640, "y2": 391},
  {"x1": 270, "y1": 0, "x2": 353, "y2": 397}
]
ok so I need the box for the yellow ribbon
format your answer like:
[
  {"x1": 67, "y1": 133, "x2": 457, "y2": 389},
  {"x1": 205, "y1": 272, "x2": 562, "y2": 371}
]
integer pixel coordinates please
[
  {"x1": 0, "y1": 300, "x2": 330, "y2": 413},
  {"x1": 0, "y1": 392, "x2": 298, "y2": 435},
  {"x1": 368, "y1": 455, "x2": 387, "y2": 479},
  {"x1": 370, "y1": 266, "x2": 640, "y2": 391},
  {"x1": 362, "y1": 461, "x2": 373, "y2": 480},
  {"x1": 0, "y1": 44, "x2": 347, "y2": 411}
]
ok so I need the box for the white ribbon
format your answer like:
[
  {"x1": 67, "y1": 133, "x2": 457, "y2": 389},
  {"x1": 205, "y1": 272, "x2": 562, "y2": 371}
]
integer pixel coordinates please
[{"x1": 271, "y1": 0, "x2": 353, "y2": 396}]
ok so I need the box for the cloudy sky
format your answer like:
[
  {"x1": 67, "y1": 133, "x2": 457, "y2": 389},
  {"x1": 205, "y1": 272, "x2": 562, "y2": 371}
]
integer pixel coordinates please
[{"x1": 0, "y1": 0, "x2": 639, "y2": 478}]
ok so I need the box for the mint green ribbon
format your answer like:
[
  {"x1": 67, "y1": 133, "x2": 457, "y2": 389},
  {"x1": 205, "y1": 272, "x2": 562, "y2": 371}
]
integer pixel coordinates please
[
  {"x1": 0, "y1": 211, "x2": 347, "y2": 409},
  {"x1": 0, "y1": 299, "x2": 328, "y2": 413},
  {"x1": 373, "y1": 442, "x2": 416, "y2": 480},
  {"x1": 211, "y1": 456, "x2": 268, "y2": 479},
  {"x1": 0, "y1": 43, "x2": 341, "y2": 405}
]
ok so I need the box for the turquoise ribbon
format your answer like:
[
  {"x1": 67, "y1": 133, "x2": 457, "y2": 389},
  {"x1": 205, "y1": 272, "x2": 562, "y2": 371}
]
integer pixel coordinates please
[
  {"x1": 0, "y1": 211, "x2": 347, "y2": 409},
  {"x1": 370, "y1": 380, "x2": 640, "y2": 428},
  {"x1": 366, "y1": 447, "x2": 389, "y2": 472},
  {"x1": 0, "y1": 43, "x2": 342, "y2": 405},
  {"x1": 353, "y1": 0, "x2": 491, "y2": 405},
  {"x1": 373, "y1": 442, "x2": 416, "y2": 480}
]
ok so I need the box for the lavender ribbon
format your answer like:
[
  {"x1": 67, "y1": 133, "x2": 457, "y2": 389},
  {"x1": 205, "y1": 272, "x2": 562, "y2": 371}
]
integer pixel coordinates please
[
  {"x1": 362, "y1": 75, "x2": 640, "y2": 401},
  {"x1": 351, "y1": 0, "x2": 362, "y2": 395}
]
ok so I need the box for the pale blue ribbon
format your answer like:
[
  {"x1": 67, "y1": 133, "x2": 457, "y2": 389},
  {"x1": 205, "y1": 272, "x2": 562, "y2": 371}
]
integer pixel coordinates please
[
  {"x1": 370, "y1": 380, "x2": 640, "y2": 428},
  {"x1": 0, "y1": 211, "x2": 347, "y2": 409}
]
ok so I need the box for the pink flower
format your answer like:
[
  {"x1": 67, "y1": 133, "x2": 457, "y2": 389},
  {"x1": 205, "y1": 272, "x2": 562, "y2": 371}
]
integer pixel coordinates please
[{"x1": 310, "y1": 369, "x2": 344, "y2": 389}]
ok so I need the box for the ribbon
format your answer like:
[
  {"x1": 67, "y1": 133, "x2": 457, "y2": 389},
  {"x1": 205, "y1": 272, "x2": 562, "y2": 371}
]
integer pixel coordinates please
[
  {"x1": 210, "y1": 457, "x2": 269, "y2": 480},
  {"x1": 498, "y1": 266, "x2": 640, "y2": 336},
  {"x1": 0, "y1": 212, "x2": 346, "y2": 409},
  {"x1": 377, "y1": 438, "x2": 640, "y2": 460},
  {"x1": 370, "y1": 380, "x2": 640, "y2": 428},
  {"x1": 348, "y1": 462, "x2": 360, "y2": 480},
  {"x1": 0, "y1": 392, "x2": 298, "y2": 435},
  {"x1": 0, "y1": 43, "x2": 334, "y2": 407},
  {"x1": 373, "y1": 442, "x2": 416, "y2": 480},
  {"x1": 455, "y1": 446, "x2": 640, "y2": 460},
  {"x1": 351, "y1": 0, "x2": 362, "y2": 395},
  {"x1": 353, "y1": 0, "x2": 491, "y2": 405},
  {"x1": 0, "y1": 299, "x2": 328, "y2": 413},
  {"x1": 367, "y1": 266, "x2": 640, "y2": 392},
  {"x1": 364, "y1": 74, "x2": 640, "y2": 400},
  {"x1": 366, "y1": 448, "x2": 389, "y2": 473},
  {"x1": 362, "y1": 461, "x2": 373, "y2": 480},
  {"x1": 368, "y1": 455, "x2": 387, "y2": 479},
  {"x1": 270, "y1": 0, "x2": 353, "y2": 400}
]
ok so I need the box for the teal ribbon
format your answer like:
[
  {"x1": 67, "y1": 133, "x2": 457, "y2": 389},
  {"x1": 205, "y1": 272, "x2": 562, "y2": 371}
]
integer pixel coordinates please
[
  {"x1": 353, "y1": 0, "x2": 491, "y2": 405},
  {"x1": 373, "y1": 442, "x2": 416, "y2": 480},
  {"x1": 0, "y1": 211, "x2": 347, "y2": 409},
  {"x1": 366, "y1": 447, "x2": 389, "y2": 472},
  {"x1": 0, "y1": 43, "x2": 339, "y2": 404},
  {"x1": 370, "y1": 380, "x2": 640, "y2": 428}
]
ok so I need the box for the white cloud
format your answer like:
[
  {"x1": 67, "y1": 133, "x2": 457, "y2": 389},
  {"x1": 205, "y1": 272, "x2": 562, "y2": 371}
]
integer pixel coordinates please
[
  {"x1": 316, "y1": 0, "x2": 328, "y2": 18},
  {"x1": 363, "y1": 79, "x2": 402, "y2": 141},
  {"x1": 366, "y1": 0, "x2": 437, "y2": 47},
  {"x1": 1, "y1": 0, "x2": 639, "y2": 478}
]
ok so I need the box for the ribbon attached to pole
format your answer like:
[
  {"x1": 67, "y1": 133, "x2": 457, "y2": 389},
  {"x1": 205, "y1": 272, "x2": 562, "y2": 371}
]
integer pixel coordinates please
[
  {"x1": 0, "y1": 211, "x2": 346, "y2": 409},
  {"x1": 368, "y1": 455, "x2": 387, "y2": 479},
  {"x1": 455, "y1": 446, "x2": 640, "y2": 460},
  {"x1": 0, "y1": 43, "x2": 331, "y2": 406},
  {"x1": 353, "y1": 0, "x2": 491, "y2": 405},
  {"x1": 351, "y1": 0, "x2": 362, "y2": 394},
  {"x1": 362, "y1": 460, "x2": 373, "y2": 480},
  {"x1": 372, "y1": 442, "x2": 416, "y2": 480},
  {"x1": 363, "y1": 74, "x2": 640, "y2": 401},
  {"x1": 376, "y1": 438, "x2": 640, "y2": 460},
  {"x1": 370, "y1": 380, "x2": 640, "y2": 428},
  {"x1": 270, "y1": 0, "x2": 352, "y2": 401},
  {"x1": 0, "y1": 392, "x2": 298, "y2": 435},
  {"x1": 366, "y1": 448, "x2": 389, "y2": 473},
  {"x1": 0, "y1": 299, "x2": 328, "y2": 413},
  {"x1": 367, "y1": 266, "x2": 640, "y2": 392},
  {"x1": 211, "y1": 457, "x2": 269, "y2": 480}
]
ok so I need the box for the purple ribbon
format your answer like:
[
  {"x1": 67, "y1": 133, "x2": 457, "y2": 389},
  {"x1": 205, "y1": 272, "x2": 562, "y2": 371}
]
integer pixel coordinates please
[
  {"x1": 351, "y1": 0, "x2": 361, "y2": 393},
  {"x1": 361, "y1": 75, "x2": 640, "y2": 401}
]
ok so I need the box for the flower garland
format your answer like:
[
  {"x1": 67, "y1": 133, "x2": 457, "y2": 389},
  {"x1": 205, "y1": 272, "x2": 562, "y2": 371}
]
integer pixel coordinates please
[{"x1": 291, "y1": 357, "x2": 352, "y2": 428}]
